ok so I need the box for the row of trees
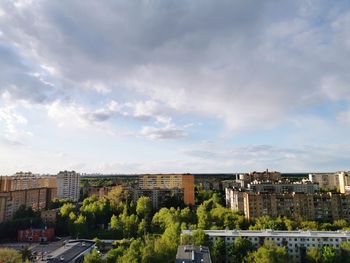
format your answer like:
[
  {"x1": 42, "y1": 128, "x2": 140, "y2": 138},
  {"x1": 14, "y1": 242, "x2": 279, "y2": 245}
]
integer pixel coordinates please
[{"x1": 0, "y1": 247, "x2": 31, "y2": 263}]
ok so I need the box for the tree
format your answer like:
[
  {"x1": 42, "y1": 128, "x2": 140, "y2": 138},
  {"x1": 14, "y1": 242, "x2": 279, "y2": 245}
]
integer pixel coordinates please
[
  {"x1": 340, "y1": 242, "x2": 350, "y2": 263},
  {"x1": 74, "y1": 214, "x2": 89, "y2": 238},
  {"x1": 110, "y1": 214, "x2": 119, "y2": 230},
  {"x1": 228, "y1": 237, "x2": 254, "y2": 263},
  {"x1": 138, "y1": 219, "x2": 147, "y2": 237},
  {"x1": 306, "y1": 246, "x2": 339, "y2": 263},
  {"x1": 105, "y1": 247, "x2": 125, "y2": 263},
  {"x1": 191, "y1": 229, "x2": 210, "y2": 246},
  {"x1": 211, "y1": 237, "x2": 226, "y2": 263},
  {"x1": 0, "y1": 248, "x2": 22, "y2": 263},
  {"x1": 83, "y1": 249, "x2": 103, "y2": 263},
  {"x1": 60, "y1": 203, "x2": 76, "y2": 217},
  {"x1": 247, "y1": 241, "x2": 289, "y2": 263},
  {"x1": 13, "y1": 205, "x2": 38, "y2": 219},
  {"x1": 136, "y1": 196, "x2": 152, "y2": 218},
  {"x1": 117, "y1": 239, "x2": 142, "y2": 263},
  {"x1": 20, "y1": 246, "x2": 32, "y2": 261}
]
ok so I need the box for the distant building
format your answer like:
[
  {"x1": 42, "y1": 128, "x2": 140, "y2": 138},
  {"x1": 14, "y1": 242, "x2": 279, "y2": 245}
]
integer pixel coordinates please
[
  {"x1": 41, "y1": 209, "x2": 59, "y2": 223},
  {"x1": 194, "y1": 174, "x2": 234, "y2": 190},
  {"x1": 87, "y1": 185, "x2": 120, "y2": 199},
  {"x1": 233, "y1": 170, "x2": 282, "y2": 188},
  {"x1": 46, "y1": 240, "x2": 96, "y2": 263},
  {"x1": 309, "y1": 172, "x2": 350, "y2": 193},
  {"x1": 57, "y1": 171, "x2": 80, "y2": 202},
  {"x1": 176, "y1": 245, "x2": 212, "y2": 263},
  {"x1": 182, "y1": 229, "x2": 350, "y2": 263},
  {"x1": 247, "y1": 180, "x2": 320, "y2": 194},
  {"x1": 138, "y1": 174, "x2": 195, "y2": 205},
  {"x1": 132, "y1": 188, "x2": 184, "y2": 209},
  {"x1": 226, "y1": 189, "x2": 350, "y2": 221},
  {"x1": 18, "y1": 228, "x2": 55, "y2": 242}
]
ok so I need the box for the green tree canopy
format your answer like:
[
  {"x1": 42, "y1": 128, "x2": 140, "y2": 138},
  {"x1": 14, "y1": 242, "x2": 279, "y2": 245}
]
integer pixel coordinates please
[
  {"x1": 0, "y1": 248, "x2": 22, "y2": 263},
  {"x1": 136, "y1": 196, "x2": 152, "y2": 218},
  {"x1": 83, "y1": 249, "x2": 103, "y2": 263},
  {"x1": 247, "y1": 241, "x2": 289, "y2": 263}
]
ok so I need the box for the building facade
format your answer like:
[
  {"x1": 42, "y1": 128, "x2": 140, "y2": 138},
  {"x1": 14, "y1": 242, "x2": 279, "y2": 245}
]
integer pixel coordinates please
[
  {"x1": 0, "y1": 173, "x2": 57, "y2": 223},
  {"x1": 57, "y1": 171, "x2": 80, "y2": 202},
  {"x1": 226, "y1": 189, "x2": 350, "y2": 221},
  {"x1": 138, "y1": 174, "x2": 195, "y2": 205},
  {"x1": 309, "y1": 172, "x2": 350, "y2": 193},
  {"x1": 247, "y1": 181, "x2": 320, "y2": 194},
  {"x1": 0, "y1": 187, "x2": 56, "y2": 222},
  {"x1": 182, "y1": 230, "x2": 350, "y2": 263},
  {"x1": 18, "y1": 228, "x2": 55, "y2": 242},
  {"x1": 132, "y1": 188, "x2": 184, "y2": 209}
]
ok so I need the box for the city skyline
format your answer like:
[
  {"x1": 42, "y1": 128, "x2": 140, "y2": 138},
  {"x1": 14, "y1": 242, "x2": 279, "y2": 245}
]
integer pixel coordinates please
[{"x1": 1, "y1": 1, "x2": 350, "y2": 174}]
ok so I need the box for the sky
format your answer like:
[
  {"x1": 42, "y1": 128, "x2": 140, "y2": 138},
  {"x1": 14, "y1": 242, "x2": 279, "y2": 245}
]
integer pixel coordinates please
[{"x1": 1, "y1": 0, "x2": 350, "y2": 175}]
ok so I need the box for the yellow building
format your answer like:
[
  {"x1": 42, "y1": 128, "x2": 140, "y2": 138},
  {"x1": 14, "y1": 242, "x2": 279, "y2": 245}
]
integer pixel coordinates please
[
  {"x1": 138, "y1": 174, "x2": 195, "y2": 205},
  {"x1": 0, "y1": 173, "x2": 58, "y2": 223}
]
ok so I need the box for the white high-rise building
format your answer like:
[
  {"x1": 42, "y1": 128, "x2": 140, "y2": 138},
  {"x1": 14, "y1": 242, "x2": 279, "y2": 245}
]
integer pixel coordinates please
[{"x1": 57, "y1": 171, "x2": 80, "y2": 201}]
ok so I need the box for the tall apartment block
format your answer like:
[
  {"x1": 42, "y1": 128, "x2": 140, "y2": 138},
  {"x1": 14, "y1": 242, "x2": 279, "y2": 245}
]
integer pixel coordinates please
[
  {"x1": 226, "y1": 188, "x2": 350, "y2": 221},
  {"x1": 138, "y1": 174, "x2": 195, "y2": 205},
  {"x1": 56, "y1": 171, "x2": 80, "y2": 202}
]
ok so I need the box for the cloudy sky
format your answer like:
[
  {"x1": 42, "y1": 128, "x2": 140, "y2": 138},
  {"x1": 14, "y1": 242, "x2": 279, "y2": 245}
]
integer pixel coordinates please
[{"x1": 1, "y1": 0, "x2": 350, "y2": 174}]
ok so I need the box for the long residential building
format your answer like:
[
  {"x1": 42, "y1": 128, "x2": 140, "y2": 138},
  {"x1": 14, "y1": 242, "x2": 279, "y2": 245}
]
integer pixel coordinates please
[
  {"x1": 226, "y1": 189, "x2": 350, "y2": 221},
  {"x1": 182, "y1": 229, "x2": 350, "y2": 263},
  {"x1": 247, "y1": 180, "x2": 320, "y2": 194},
  {"x1": 0, "y1": 171, "x2": 68, "y2": 223},
  {"x1": 309, "y1": 171, "x2": 350, "y2": 193},
  {"x1": 138, "y1": 174, "x2": 195, "y2": 205},
  {"x1": 0, "y1": 187, "x2": 56, "y2": 222}
]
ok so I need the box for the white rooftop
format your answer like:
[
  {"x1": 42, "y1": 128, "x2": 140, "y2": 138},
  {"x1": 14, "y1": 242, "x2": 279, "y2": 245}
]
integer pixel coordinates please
[{"x1": 182, "y1": 229, "x2": 350, "y2": 238}]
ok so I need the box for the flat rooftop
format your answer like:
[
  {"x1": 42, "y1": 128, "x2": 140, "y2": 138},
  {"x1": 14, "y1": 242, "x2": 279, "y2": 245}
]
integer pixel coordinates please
[
  {"x1": 176, "y1": 245, "x2": 212, "y2": 263},
  {"x1": 46, "y1": 240, "x2": 95, "y2": 263},
  {"x1": 182, "y1": 230, "x2": 350, "y2": 238}
]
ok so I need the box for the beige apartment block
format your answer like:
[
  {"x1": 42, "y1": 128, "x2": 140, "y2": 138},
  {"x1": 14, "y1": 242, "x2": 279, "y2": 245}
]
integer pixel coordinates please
[
  {"x1": 226, "y1": 189, "x2": 350, "y2": 221},
  {"x1": 0, "y1": 188, "x2": 56, "y2": 223},
  {"x1": 138, "y1": 174, "x2": 195, "y2": 205},
  {"x1": 309, "y1": 171, "x2": 350, "y2": 193}
]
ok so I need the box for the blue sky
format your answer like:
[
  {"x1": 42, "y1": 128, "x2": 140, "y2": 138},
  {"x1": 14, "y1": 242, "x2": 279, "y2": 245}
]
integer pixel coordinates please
[{"x1": 1, "y1": 0, "x2": 350, "y2": 174}]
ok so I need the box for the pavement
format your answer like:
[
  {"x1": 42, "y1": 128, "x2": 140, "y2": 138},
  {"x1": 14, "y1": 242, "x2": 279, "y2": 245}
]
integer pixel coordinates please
[{"x1": 0, "y1": 236, "x2": 71, "y2": 262}]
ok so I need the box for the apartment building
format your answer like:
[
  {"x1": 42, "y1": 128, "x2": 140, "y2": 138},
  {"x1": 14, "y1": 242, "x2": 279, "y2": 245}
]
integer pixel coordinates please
[
  {"x1": 0, "y1": 173, "x2": 57, "y2": 191},
  {"x1": 132, "y1": 188, "x2": 184, "y2": 209},
  {"x1": 0, "y1": 187, "x2": 56, "y2": 222},
  {"x1": 57, "y1": 171, "x2": 80, "y2": 202},
  {"x1": 138, "y1": 174, "x2": 195, "y2": 205},
  {"x1": 248, "y1": 180, "x2": 320, "y2": 194},
  {"x1": 235, "y1": 170, "x2": 282, "y2": 188},
  {"x1": 0, "y1": 173, "x2": 57, "y2": 223},
  {"x1": 182, "y1": 229, "x2": 350, "y2": 263},
  {"x1": 309, "y1": 172, "x2": 350, "y2": 193},
  {"x1": 226, "y1": 189, "x2": 350, "y2": 221}
]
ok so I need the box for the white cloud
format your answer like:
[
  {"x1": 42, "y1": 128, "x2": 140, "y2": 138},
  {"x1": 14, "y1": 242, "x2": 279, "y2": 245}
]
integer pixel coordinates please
[
  {"x1": 0, "y1": 106, "x2": 31, "y2": 142},
  {"x1": 337, "y1": 109, "x2": 350, "y2": 125},
  {"x1": 139, "y1": 124, "x2": 187, "y2": 140}
]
